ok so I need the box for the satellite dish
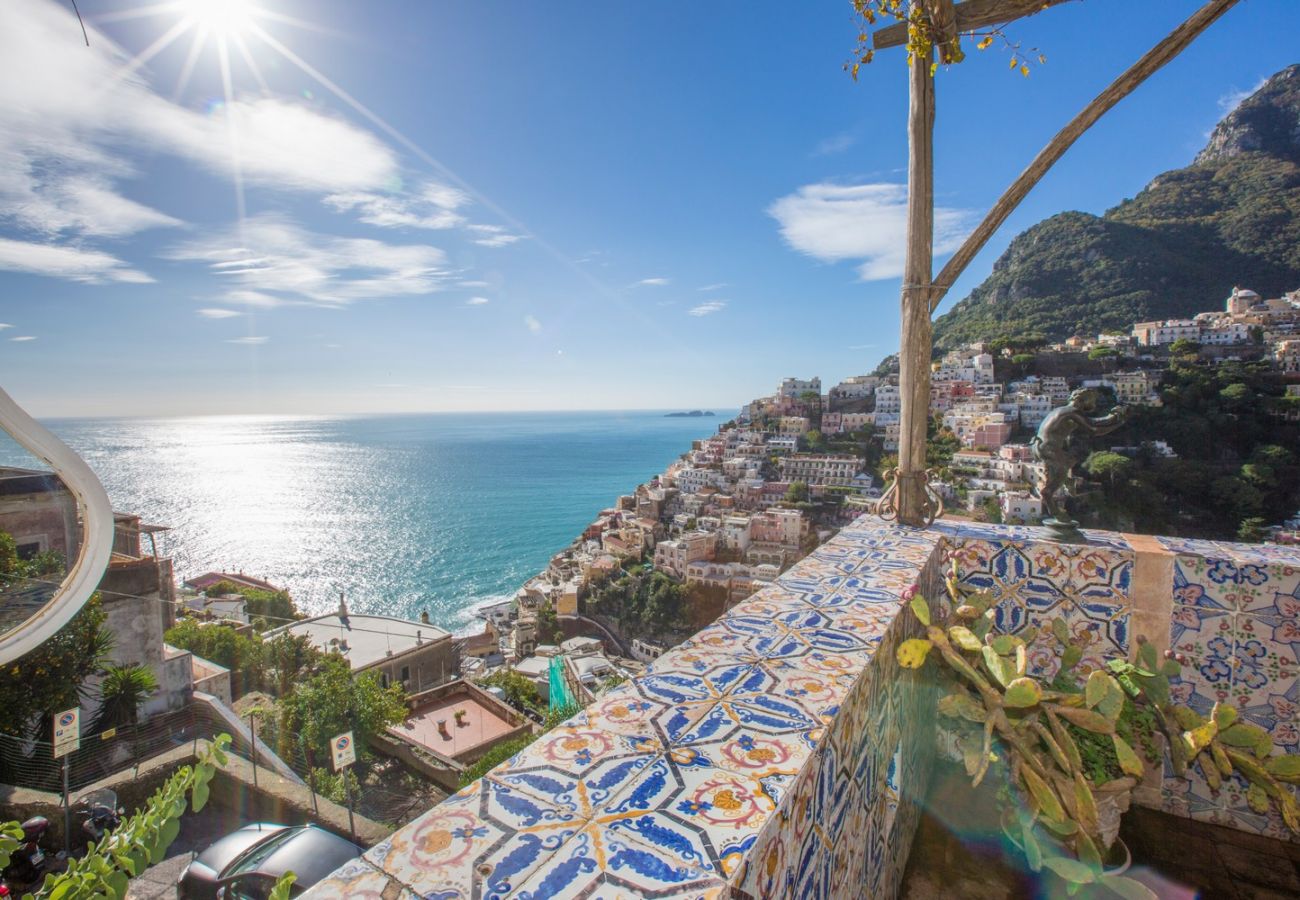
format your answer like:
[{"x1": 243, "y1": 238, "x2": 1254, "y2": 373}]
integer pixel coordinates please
[{"x1": 0, "y1": 387, "x2": 112, "y2": 664}]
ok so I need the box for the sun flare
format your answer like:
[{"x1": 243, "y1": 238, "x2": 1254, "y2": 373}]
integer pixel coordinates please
[{"x1": 183, "y1": 0, "x2": 256, "y2": 36}]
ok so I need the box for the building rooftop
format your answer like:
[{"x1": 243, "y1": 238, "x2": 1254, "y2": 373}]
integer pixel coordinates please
[{"x1": 267, "y1": 610, "x2": 451, "y2": 671}]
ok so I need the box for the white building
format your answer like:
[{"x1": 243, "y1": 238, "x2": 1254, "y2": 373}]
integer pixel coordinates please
[
  {"x1": 1000, "y1": 492, "x2": 1044, "y2": 523},
  {"x1": 1132, "y1": 320, "x2": 1199, "y2": 346},
  {"x1": 829, "y1": 375, "x2": 879, "y2": 402},
  {"x1": 778, "y1": 454, "x2": 861, "y2": 487},
  {"x1": 653, "y1": 530, "x2": 717, "y2": 579},
  {"x1": 874, "y1": 383, "x2": 902, "y2": 416},
  {"x1": 778, "y1": 377, "x2": 821, "y2": 399}
]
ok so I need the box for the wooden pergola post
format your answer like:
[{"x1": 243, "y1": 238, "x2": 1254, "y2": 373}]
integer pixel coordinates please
[
  {"x1": 896, "y1": 37, "x2": 938, "y2": 526},
  {"x1": 880, "y1": 0, "x2": 1239, "y2": 527}
]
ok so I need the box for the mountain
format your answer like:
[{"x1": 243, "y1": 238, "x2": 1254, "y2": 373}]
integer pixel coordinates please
[{"x1": 932, "y1": 64, "x2": 1300, "y2": 351}]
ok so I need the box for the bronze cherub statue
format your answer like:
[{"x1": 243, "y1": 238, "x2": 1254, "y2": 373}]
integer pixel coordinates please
[{"x1": 1031, "y1": 388, "x2": 1127, "y2": 542}]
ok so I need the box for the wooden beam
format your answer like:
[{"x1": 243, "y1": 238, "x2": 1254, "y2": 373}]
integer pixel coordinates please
[
  {"x1": 896, "y1": 44, "x2": 937, "y2": 527},
  {"x1": 874, "y1": 0, "x2": 1077, "y2": 50},
  {"x1": 927, "y1": 0, "x2": 960, "y2": 64},
  {"x1": 928, "y1": 0, "x2": 1240, "y2": 313}
]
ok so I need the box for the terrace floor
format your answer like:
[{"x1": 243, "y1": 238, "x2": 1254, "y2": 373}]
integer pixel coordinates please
[
  {"x1": 902, "y1": 762, "x2": 1300, "y2": 899},
  {"x1": 390, "y1": 693, "x2": 517, "y2": 759}
]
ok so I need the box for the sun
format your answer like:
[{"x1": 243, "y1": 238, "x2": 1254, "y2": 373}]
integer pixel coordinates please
[{"x1": 183, "y1": 0, "x2": 257, "y2": 36}]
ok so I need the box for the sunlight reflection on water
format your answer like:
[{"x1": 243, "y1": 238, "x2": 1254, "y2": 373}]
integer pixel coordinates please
[{"x1": 9, "y1": 412, "x2": 722, "y2": 631}]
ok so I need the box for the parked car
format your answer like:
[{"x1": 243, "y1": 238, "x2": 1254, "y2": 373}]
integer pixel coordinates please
[{"x1": 177, "y1": 823, "x2": 361, "y2": 899}]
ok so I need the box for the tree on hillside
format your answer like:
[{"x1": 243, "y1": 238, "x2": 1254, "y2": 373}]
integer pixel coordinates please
[
  {"x1": 0, "y1": 596, "x2": 112, "y2": 741},
  {"x1": 537, "y1": 600, "x2": 562, "y2": 645},
  {"x1": 1083, "y1": 451, "x2": 1132, "y2": 489},
  {"x1": 271, "y1": 654, "x2": 406, "y2": 766},
  {"x1": 165, "y1": 617, "x2": 265, "y2": 697},
  {"x1": 263, "y1": 632, "x2": 322, "y2": 698},
  {"x1": 784, "y1": 481, "x2": 809, "y2": 503}
]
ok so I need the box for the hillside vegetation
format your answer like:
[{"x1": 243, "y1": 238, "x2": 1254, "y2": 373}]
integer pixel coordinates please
[{"x1": 932, "y1": 64, "x2": 1300, "y2": 351}]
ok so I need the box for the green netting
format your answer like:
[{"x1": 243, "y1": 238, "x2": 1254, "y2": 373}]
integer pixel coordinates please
[{"x1": 549, "y1": 655, "x2": 577, "y2": 710}]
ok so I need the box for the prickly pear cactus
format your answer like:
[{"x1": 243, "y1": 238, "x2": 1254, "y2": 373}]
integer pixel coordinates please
[{"x1": 895, "y1": 559, "x2": 1300, "y2": 897}]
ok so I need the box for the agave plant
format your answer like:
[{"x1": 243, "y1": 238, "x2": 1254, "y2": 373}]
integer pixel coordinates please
[{"x1": 897, "y1": 561, "x2": 1300, "y2": 897}]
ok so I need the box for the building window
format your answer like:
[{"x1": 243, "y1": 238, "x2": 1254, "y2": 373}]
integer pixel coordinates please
[
  {"x1": 400, "y1": 665, "x2": 410, "y2": 683},
  {"x1": 381, "y1": 673, "x2": 389, "y2": 688}
]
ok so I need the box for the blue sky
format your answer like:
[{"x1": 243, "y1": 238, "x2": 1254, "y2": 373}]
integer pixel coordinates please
[{"x1": 0, "y1": 0, "x2": 1296, "y2": 417}]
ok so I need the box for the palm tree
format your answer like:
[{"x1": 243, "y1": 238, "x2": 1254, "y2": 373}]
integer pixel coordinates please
[{"x1": 92, "y1": 665, "x2": 158, "y2": 733}]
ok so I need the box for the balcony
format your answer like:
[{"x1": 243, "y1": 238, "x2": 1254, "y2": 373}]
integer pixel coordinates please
[{"x1": 297, "y1": 516, "x2": 1300, "y2": 897}]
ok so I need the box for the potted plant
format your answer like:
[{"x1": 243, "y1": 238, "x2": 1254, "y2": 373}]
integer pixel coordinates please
[{"x1": 897, "y1": 563, "x2": 1300, "y2": 897}]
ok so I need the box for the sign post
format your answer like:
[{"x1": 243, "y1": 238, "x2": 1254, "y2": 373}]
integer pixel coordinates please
[
  {"x1": 53, "y1": 707, "x2": 80, "y2": 853},
  {"x1": 330, "y1": 731, "x2": 357, "y2": 844}
]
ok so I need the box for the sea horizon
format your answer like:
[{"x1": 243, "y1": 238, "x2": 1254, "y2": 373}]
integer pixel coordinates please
[{"x1": 3, "y1": 409, "x2": 731, "y2": 635}]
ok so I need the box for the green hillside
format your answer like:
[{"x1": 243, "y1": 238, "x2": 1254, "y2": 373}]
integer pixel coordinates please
[{"x1": 932, "y1": 64, "x2": 1300, "y2": 351}]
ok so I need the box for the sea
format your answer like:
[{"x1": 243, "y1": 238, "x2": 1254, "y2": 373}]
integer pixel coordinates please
[{"x1": 7, "y1": 411, "x2": 726, "y2": 633}]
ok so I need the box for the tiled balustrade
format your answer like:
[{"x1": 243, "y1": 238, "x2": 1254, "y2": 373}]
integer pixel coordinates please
[{"x1": 303, "y1": 519, "x2": 1300, "y2": 899}]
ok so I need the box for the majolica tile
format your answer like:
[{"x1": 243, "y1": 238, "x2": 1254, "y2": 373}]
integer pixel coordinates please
[
  {"x1": 511, "y1": 824, "x2": 730, "y2": 899},
  {"x1": 594, "y1": 753, "x2": 784, "y2": 881},
  {"x1": 486, "y1": 724, "x2": 660, "y2": 821},
  {"x1": 729, "y1": 658, "x2": 856, "y2": 716},
  {"x1": 688, "y1": 694, "x2": 828, "y2": 754},
  {"x1": 634, "y1": 658, "x2": 755, "y2": 707},
  {"x1": 1217, "y1": 769, "x2": 1300, "y2": 841},
  {"x1": 364, "y1": 778, "x2": 579, "y2": 900},
  {"x1": 570, "y1": 683, "x2": 713, "y2": 747},
  {"x1": 306, "y1": 859, "x2": 417, "y2": 900}
]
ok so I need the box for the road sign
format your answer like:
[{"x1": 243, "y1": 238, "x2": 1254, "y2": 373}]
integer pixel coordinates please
[
  {"x1": 330, "y1": 731, "x2": 356, "y2": 771},
  {"x1": 53, "y1": 707, "x2": 80, "y2": 758}
]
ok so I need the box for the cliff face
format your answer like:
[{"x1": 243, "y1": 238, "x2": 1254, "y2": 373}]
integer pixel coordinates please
[{"x1": 932, "y1": 64, "x2": 1300, "y2": 351}]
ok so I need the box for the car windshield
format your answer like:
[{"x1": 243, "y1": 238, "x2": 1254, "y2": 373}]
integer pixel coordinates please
[{"x1": 226, "y1": 828, "x2": 302, "y2": 877}]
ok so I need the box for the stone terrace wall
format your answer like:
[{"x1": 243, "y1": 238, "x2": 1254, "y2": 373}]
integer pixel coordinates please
[
  {"x1": 302, "y1": 518, "x2": 1300, "y2": 898},
  {"x1": 304, "y1": 520, "x2": 944, "y2": 899}
]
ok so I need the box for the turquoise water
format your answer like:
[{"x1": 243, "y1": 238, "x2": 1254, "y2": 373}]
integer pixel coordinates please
[{"x1": 26, "y1": 412, "x2": 724, "y2": 632}]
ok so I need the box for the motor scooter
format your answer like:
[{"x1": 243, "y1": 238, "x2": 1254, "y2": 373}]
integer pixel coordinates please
[
  {"x1": 76, "y1": 788, "x2": 123, "y2": 846},
  {"x1": 2, "y1": 815, "x2": 51, "y2": 885}
]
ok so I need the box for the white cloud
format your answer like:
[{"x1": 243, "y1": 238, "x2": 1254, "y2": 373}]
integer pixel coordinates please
[
  {"x1": 458, "y1": 280, "x2": 491, "y2": 288},
  {"x1": 0, "y1": 169, "x2": 181, "y2": 238},
  {"x1": 633, "y1": 277, "x2": 670, "y2": 287},
  {"x1": 0, "y1": 324, "x2": 11, "y2": 330},
  {"x1": 9, "y1": 335, "x2": 36, "y2": 342},
  {"x1": 1218, "y1": 77, "x2": 1268, "y2": 113},
  {"x1": 226, "y1": 336, "x2": 269, "y2": 345},
  {"x1": 466, "y1": 297, "x2": 490, "y2": 306},
  {"x1": 813, "y1": 133, "x2": 856, "y2": 156},
  {"x1": 0, "y1": 4, "x2": 402, "y2": 193},
  {"x1": 222, "y1": 290, "x2": 288, "y2": 309},
  {"x1": 0, "y1": 237, "x2": 152, "y2": 283},
  {"x1": 323, "y1": 180, "x2": 468, "y2": 230},
  {"x1": 524, "y1": 315, "x2": 542, "y2": 333},
  {"x1": 688, "y1": 301, "x2": 727, "y2": 317},
  {"x1": 0, "y1": 1, "x2": 419, "y2": 289},
  {"x1": 468, "y1": 224, "x2": 522, "y2": 248},
  {"x1": 168, "y1": 215, "x2": 452, "y2": 305},
  {"x1": 698, "y1": 283, "x2": 727, "y2": 292},
  {"x1": 768, "y1": 182, "x2": 972, "y2": 281},
  {"x1": 197, "y1": 308, "x2": 242, "y2": 319}
]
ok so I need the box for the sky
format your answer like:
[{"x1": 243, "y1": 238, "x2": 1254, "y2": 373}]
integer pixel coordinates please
[{"x1": 0, "y1": 0, "x2": 1296, "y2": 417}]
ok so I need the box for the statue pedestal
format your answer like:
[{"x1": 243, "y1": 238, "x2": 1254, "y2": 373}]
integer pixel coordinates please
[{"x1": 1043, "y1": 517, "x2": 1087, "y2": 545}]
